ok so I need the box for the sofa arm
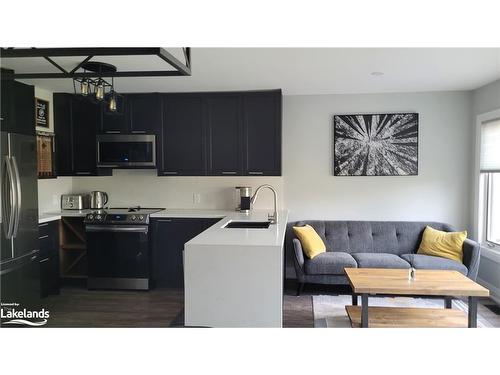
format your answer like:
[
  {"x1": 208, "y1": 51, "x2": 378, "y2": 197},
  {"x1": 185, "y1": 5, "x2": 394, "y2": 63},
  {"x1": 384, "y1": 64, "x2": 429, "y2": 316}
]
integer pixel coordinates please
[
  {"x1": 462, "y1": 238, "x2": 481, "y2": 281},
  {"x1": 292, "y1": 238, "x2": 306, "y2": 280}
]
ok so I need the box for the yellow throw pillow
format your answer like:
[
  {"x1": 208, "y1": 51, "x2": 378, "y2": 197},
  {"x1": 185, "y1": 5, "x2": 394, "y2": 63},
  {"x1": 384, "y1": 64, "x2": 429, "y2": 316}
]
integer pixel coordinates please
[
  {"x1": 293, "y1": 225, "x2": 326, "y2": 259},
  {"x1": 417, "y1": 226, "x2": 467, "y2": 263}
]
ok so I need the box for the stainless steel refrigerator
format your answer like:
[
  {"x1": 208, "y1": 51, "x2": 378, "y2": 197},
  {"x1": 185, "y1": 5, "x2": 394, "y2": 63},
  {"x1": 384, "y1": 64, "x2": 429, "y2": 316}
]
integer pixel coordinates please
[{"x1": 1, "y1": 130, "x2": 40, "y2": 309}]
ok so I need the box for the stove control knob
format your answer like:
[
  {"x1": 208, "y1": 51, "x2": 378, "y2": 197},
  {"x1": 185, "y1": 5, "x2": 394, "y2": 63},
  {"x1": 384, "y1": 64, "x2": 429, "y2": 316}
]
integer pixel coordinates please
[
  {"x1": 138, "y1": 215, "x2": 144, "y2": 221},
  {"x1": 88, "y1": 215, "x2": 94, "y2": 221},
  {"x1": 131, "y1": 215, "x2": 137, "y2": 221},
  {"x1": 96, "y1": 215, "x2": 102, "y2": 220}
]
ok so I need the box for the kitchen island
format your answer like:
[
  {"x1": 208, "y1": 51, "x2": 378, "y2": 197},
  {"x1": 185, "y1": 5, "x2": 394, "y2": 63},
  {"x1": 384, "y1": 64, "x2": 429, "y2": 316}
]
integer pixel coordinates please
[{"x1": 183, "y1": 209, "x2": 289, "y2": 328}]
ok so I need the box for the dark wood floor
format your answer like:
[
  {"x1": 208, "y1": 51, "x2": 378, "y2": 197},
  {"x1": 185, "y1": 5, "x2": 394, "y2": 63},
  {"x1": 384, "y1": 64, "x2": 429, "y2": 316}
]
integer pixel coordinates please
[
  {"x1": 42, "y1": 280, "x2": 317, "y2": 328},
  {"x1": 41, "y1": 282, "x2": 499, "y2": 328}
]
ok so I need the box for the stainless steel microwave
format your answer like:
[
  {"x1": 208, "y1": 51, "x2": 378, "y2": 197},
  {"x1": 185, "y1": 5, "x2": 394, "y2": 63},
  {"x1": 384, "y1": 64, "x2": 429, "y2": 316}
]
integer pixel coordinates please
[{"x1": 96, "y1": 134, "x2": 156, "y2": 168}]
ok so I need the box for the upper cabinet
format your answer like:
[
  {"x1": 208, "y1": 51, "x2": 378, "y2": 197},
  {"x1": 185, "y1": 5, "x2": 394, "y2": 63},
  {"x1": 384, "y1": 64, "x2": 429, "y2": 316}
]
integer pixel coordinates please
[
  {"x1": 100, "y1": 93, "x2": 161, "y2": 135},
  {"x1": 129, "y1": 93, "x2": 161, "y2": 134},
  {"x1": 160, "y1": 94, "x2": 206, "y2": 176},
  {"x1": 0, "y1": 79, "x2": 35, "y2": 136},
  {"x1": 159, "y1": 89, "x2": 282, "y2": 176},
  {"x1": 53, "y1": 89, "x2": 282, "y2": 177},
  {"x1": 206, "y1": 94, "x2": 242, "y2": 175},
  {"x1": 54, "y1": 94, "x2": 104, "y2": 176},
  {"x1": 242, "y1": 91, "x2": 282, "y2": 176},
  {"x1": 101, "y1": 95, "x2": 129, "y2": 134}
]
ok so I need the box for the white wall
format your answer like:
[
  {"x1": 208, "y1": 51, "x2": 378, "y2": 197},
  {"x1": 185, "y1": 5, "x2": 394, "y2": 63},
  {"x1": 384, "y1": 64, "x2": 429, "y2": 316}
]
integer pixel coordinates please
[
  {"x1": 472, "y1": 78, "x2": 500, "y2": 301},
  {"x1": 283, "y1": 91, "x2": 473, "y2": 230},
  {"x1": 71, "y1": 170, "x2": 283, "y2": 211}
]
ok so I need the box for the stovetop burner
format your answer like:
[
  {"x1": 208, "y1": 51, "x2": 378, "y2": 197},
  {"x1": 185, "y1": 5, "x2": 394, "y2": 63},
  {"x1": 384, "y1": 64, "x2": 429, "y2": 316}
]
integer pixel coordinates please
[{"x1": 84, "y1": 207, "x2": 164, "y2": 225}]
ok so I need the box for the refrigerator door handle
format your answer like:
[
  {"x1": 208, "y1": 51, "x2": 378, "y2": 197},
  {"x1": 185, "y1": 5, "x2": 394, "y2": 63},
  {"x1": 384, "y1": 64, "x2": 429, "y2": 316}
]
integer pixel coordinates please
[
  {"x1": 2, "y1": 156, "x2": 16, "y2": 239},
  {"x1": 10, "y1": 156, "x2": 22, "y2": 238}
]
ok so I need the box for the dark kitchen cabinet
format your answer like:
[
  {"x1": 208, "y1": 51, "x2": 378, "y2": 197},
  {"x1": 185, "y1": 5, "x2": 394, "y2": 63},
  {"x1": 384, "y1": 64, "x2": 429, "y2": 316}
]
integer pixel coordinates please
[
  {"x1": 242, "y1": 91, "x2": 281, "y2": 175},
  {"x1": 129, "y1": 93, "x2": 161, "y2": 134},
  {"x1": 101, "y1": 95, "x2": 129, "y2": 134},
  {"x1": 150, "y1": 218, "x2": 220, "y2": 288},
  {"x1": 54, "y1": 94, "x2": 105, "y2": 176},
  {"x1": 72, "y1": 98, "x2": 100, "y2": 175},
  {"x1": 39, "y1": 221, "x2": 60, "y2": 297},
  {"x1": 159, "y1": 95, "x2": 206, "y2": 176},
  {"x1": 206, "y1": 95, "x2": 242, "y2": 175},
  {"x1": 100, "y1": 93, "x2": 161, "y2": 135},
  {"x1": 0, "y1": 78, "x2": 35, "y2": 136}
]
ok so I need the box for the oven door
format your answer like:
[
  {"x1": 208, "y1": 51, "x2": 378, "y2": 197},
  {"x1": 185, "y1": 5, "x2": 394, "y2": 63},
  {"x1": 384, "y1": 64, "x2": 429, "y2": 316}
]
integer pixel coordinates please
[
  {"x1": 86, "y1": 225, "x2": 150, "y2": 290},
  {"x1": 96, "y1": 134, "x2": 156, "y2": 168}
]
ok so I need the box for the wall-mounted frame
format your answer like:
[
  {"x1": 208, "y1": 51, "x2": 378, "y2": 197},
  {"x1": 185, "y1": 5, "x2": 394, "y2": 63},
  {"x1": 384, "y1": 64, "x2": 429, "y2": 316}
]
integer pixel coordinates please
[
  {"x1": 333, "y1": 113, "x2": 419, "y2": 176},
  {"x1": 37, "y1": 131, "x2": 56, "y2": 179},
  {"x1": 35, "y1": 97, "x2": 50, "y2": 128}
]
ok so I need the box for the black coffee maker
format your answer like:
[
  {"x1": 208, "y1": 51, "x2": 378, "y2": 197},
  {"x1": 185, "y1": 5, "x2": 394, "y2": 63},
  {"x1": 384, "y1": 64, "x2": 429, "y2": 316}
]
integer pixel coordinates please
[{"x1": 235, "y1": 186, "x2": 252, "y2": 213}]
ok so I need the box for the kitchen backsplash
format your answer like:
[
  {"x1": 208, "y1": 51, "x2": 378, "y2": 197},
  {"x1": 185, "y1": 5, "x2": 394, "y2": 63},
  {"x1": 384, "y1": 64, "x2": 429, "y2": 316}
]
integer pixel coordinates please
[{"x1": 38, "y1": 169, "x2": 284, "y2": 212}]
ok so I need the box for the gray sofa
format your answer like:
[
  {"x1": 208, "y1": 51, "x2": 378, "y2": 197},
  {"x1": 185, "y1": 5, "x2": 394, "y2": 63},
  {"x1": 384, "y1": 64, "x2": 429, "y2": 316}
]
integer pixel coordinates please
[{"x1": 290, "y1": 221, "x2": 481, "y2": 295}]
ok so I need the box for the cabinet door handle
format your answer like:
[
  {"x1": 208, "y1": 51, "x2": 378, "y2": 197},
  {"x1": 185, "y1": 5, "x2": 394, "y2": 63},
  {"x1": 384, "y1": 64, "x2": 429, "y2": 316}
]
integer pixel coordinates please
[
  {"x1": 75, "y1": 172, "x2": 92, "y2": 175},
  {"x1": 39, "y1": 235, "x2": 49, "y2": 240},
  {"x1": 157, "y1": 219, "x2": 172, "y2": 222},
  {"x1": 39, "y1": 223, "x2": 49, "y2": 227},
  {"x1": 249, "y1": 171, "x2": 264, "y2": 175},
  {"x1": 39, "y1": 257, "x2": 50, "y2": 263},
  {"x1": 105, "y1": 131, "x2": 121, "y2": 134},
  {"x1": 163, "y1": 171, "x2": 178, "y2": 175},
  {"x1": 221, "y1": 171, "x2": 237, "y2": 175},
  {"x1": 131, "y1": 130, "x2": 146, "y2": 134}
]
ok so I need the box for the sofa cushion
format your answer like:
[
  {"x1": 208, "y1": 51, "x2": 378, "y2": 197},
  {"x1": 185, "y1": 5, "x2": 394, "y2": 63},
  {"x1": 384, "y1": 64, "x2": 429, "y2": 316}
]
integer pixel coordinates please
[
  {"x1": 417, "y1": 226, "x2": 466, "y2": 263},
  {"x1": 293, "y1": 225, "x2": 326, "y2": 259},
  {"x1": 351, "y1": 253, "x2": 411, "y2": 269},
  {"x1": 304, "y1": 252, "x2": 357, "y2": 275},
  {"x1": 401, "y1": 254, "x2": 468, "y2": 275}
]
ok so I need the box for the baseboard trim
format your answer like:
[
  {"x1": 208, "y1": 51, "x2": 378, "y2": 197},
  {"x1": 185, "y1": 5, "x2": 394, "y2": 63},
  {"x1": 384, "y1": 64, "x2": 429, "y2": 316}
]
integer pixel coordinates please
[{"x1": 477, "y1": 277, "x2": 500, "y2": 305}]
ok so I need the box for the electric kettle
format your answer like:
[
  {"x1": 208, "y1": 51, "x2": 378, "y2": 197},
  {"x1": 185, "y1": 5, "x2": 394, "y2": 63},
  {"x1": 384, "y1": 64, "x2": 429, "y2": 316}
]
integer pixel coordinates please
[{"x1": 89, "y1": 191, "x2": 108, "y2": 209}]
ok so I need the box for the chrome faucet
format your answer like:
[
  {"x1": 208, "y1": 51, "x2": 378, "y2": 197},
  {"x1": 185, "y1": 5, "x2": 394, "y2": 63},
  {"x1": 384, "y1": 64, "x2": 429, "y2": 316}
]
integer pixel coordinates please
[{"x1": 250, "y1": 184, "x2": 278, "y2": 224}]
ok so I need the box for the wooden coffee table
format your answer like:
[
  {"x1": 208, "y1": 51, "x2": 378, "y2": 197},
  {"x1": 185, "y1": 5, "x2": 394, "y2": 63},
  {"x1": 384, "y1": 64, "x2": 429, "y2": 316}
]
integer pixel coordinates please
[{"x1": 344, "y1": 268, "x2": 490, "y2": 328}]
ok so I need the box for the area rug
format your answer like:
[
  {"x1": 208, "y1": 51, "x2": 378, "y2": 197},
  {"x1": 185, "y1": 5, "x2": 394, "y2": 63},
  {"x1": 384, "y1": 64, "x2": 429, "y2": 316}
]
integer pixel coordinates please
[{"x1": 312, "y1": 295, "x2": 491, "y2": 328}]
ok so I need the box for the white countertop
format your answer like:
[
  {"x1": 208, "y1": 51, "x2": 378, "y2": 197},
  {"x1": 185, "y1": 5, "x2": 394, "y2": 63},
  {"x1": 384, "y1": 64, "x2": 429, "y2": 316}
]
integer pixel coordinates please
[
  {"x1": 150, "y1": 209, "x2": 229, "y2": 219},
  {"x1": 185, "y1": 209, "x2": 289, "y2": 247},
  {"x1": 38, "y1": 208, "x2": 289, "y2": 248},
  {"x1": 38, "y1": 209, "x2": 93, "y2": 223}
]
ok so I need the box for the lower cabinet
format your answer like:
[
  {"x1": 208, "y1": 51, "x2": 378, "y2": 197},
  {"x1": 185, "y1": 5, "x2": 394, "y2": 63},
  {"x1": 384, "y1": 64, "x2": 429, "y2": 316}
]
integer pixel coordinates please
[
  {"x1": 150, "y1": 218, "x2": 221, "y2": 288},
  {"x1": 39, "y1": 221, "x2": 60, "y2": 297}
]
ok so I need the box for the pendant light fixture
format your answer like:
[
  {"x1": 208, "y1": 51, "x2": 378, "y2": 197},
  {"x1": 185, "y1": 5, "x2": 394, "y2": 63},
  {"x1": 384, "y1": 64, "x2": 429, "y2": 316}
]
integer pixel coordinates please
[
  {"x1": 72, "y1": 62, "x2": 123, "y2": 114},
  {"x1": 80, "y1": 78, "x2": 89, "y2": 96},
  {"x1": 95, "y1": 78, "x2": 105, "y2": 101}
]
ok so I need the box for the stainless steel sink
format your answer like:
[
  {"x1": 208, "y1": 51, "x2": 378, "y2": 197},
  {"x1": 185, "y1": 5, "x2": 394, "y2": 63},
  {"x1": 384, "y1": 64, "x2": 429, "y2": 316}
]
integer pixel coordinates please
[{"x1": 224, "y1": 221, "x2": 271, "y2": 229}]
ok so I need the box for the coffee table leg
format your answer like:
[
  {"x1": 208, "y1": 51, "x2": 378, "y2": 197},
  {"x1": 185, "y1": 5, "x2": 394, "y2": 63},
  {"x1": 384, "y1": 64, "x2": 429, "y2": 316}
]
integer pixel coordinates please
[
  {"x1": 444, "y1": 297, "x2": 452, "y2": 309},
  {"x1": 468, "y1": 296, "x2": 477, "y2": 328},
  {"x1": 352, "y1": 293, "x2": 358, "y2": 306},
  {"x1": 361, "y1": 294, "x2": 369, "y2": 328}
]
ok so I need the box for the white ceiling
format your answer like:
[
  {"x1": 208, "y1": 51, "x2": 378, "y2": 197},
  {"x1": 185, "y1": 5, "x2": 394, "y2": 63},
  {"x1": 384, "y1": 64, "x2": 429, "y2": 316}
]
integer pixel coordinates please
[{"x1": 3, "y1": 48, "x2": 500, "y2": 95}]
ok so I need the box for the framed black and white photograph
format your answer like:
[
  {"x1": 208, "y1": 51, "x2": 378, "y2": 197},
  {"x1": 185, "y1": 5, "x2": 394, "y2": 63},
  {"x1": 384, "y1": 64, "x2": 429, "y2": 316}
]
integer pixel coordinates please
[
  {"x1": 333, "y1": 113, "x2": 419, "y2": 176},
  {"x1": 35, "y1": 97, "x2": 49, "y2": 128}
]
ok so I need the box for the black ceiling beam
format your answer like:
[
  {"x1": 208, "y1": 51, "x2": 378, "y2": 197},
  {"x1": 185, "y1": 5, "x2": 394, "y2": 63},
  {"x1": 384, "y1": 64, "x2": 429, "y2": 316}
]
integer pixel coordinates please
[
  {"x1": 156, "y1": 47, "x2": 191, "y2": 76},
  {"x1": 70, "y1": 55, "x2": 94, "y2": 74},
  {"x1": 43, "y1": 56, "x2": 68, "y2": 74},
  {"x1": 1, "y1": 47, "x2": 168, "y2": 58},
  {"x1": 0, "y1": 47, "x2": 191, "y2": 78},
  {"x1": 1, "y1": 70, "x2": 184, "y2": 79}
]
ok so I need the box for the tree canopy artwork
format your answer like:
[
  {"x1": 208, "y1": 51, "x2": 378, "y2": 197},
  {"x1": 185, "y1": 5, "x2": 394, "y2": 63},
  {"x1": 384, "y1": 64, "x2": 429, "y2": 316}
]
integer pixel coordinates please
[{"x1": 333, "y1": 113, "x2": 418, "y2": 176}]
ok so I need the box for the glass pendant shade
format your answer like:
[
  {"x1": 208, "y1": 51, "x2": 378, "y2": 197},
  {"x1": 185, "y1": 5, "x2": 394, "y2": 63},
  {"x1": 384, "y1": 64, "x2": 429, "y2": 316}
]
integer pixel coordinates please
[
  {"x1": 109, "y1": 93, "x2": 117, "y2": 112},
  {"x1": 81, "y1": 79, "x2": 89, "y2": 96},
  {"x1": 95, "y1": 80, "x2": 105, "y2": 101}
]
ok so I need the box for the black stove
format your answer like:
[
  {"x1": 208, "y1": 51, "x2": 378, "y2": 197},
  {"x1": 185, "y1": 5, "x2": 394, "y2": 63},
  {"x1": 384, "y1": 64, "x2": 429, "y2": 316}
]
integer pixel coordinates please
[
  {"x1": 84, "y1": 207, "x2": 164, "y2": 225},
  {"x1": 84, "y1": 206, "x2": 164, "y2": 290}
]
